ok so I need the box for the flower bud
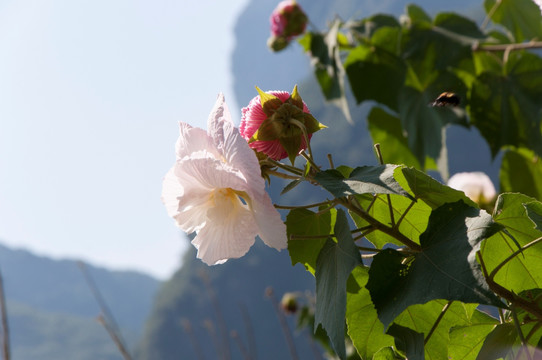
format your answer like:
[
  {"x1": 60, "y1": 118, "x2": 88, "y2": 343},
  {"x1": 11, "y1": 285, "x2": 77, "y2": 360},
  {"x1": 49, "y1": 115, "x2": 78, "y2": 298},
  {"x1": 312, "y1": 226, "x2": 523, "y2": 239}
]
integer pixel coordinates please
[
  {"x1": 280, "y1": 292, "x2": 298, "y2": 314},
  {"x1": 267, "y1": 1, "x2": 308, "y2": 51},
  {"x1": 240, "y1": 85, "x2": 325, "y2": 164},
  {"x1": 447, "y1": 172, "x2": 497, "y2": 207}
]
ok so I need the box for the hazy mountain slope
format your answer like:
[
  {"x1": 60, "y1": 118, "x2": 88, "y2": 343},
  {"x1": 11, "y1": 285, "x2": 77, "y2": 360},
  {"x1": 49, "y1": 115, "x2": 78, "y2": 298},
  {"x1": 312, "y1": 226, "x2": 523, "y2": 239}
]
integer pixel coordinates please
[{"x1": 0, "y1": 242, "x2": 160, "y2": 359}]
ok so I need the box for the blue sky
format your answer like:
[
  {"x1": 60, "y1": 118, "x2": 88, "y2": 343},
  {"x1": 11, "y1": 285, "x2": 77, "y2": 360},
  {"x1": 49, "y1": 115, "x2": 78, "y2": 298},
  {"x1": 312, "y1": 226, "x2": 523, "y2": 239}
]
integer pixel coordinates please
[{"x1": 0, "y1": 0, "x2": 249, "y2": 279}]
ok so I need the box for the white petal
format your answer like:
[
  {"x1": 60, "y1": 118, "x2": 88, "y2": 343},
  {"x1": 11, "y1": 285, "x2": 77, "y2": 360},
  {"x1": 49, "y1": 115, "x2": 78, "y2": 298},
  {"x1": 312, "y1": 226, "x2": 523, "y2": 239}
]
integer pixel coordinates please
[
  {"x1": 175, "y1": 122, "x2": 222, "y2": 160},
  {"x1": 252, "y1": 191, "x2": 287, "y2": 250},
  {"x1": 161, "y1": 167, "x2": 183, "y2": 218},
  {"x1": 192, "y1": 197, "x2": 259, "y2": 265}
]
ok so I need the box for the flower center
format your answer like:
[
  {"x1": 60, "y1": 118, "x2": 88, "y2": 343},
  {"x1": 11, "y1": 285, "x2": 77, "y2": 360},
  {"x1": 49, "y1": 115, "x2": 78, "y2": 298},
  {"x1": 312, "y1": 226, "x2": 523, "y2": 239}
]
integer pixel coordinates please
[{"x1": 209, "y1": 188, "x2": 251, "y2": 211}]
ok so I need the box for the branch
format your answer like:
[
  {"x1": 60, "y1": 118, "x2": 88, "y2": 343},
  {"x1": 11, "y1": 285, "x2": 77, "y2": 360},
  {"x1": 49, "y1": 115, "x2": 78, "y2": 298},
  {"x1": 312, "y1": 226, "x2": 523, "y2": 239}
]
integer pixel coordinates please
[{"x1": 473, "y1": 41, "x2": 542, "y2": 52}]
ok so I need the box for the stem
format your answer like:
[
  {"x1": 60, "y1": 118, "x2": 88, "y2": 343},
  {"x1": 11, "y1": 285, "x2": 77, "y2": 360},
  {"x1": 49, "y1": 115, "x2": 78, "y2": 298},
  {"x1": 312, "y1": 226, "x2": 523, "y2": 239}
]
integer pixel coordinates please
[
  {"x1": 374, "y1": 144, "x2": 396, "y2": 227},
  {"x1": 266, "y1": 170, "x2": 301, "y2": 180},
  {"x1": 510, "y1": 306, "x2": 532, "y2": 360},
  {"x1": 0, "y1": 270, "x2": 10, "y2": 360},
  {"x1": 275, "y1": 200, "x2": 335, "y2": 210},
  {"x1": 474, "y1": 41, "x2": 542, "y2": 52},
  {"x1": 261, "y1": 158, "x2": 304, "y2": 175},
  {"x1": 341, "y1": 198, "x2": 422, "y2": 252},
  {"x1": 526, "y1": 320, "x2": 542, "y2": 342},
  {"x1": 239, "y1": 304, "x2": 257, "y2": 360},
  {"x1": 300, "y1": 150, "x2": 320, "y2": 171},
  {"x1": 498, "y1": 307, "x2": 505, "y2": 324},
  {"x1": 478, "y1": 254, "x2": 542, "y2": 320},
  {"x1": 351, "y1": 225, "x2": 374, "y2": 235},
  {"x1": 353, "y1": 228, "x2": 376, "y2": 241},
  {"x1": 424, "y1": 301, "x2": 453, "y2": 345},
  {"x1": 231, "y1": 331, "x2": 251, "y2": 360},
  {"x1": 365, "y1": 195, "x2": 378, "y2": 212},
  {"x1": 180, "y1": 319, "x2": 206, "y2": 360},
  {"x1": 327, "y1": 154, "x2": 334, "y2": 169},
  {"x1": 357, "y1": 246, "x2": 382, "y2": 253},
  {"x1": 488, "y1": 237, "x2": 542, "y2": 281},
  {"x1": 394, "y1": 199, "x2": 416, "y2": 229},
  {"x1": 290, "y1": 119, "x2": 314, "y2": 162},
  {"x1": 481, "y1": 0, "x2": 501, "y2": 30},
  {"x1": 97, "y1": 316, "x2": 132, "y2": 360}
]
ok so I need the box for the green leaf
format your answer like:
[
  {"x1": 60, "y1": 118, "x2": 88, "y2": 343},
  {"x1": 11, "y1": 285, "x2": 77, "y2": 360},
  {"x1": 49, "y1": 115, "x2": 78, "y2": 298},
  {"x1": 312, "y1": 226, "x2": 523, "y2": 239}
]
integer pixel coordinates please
[
  {"x1": 280, "y1": 178, "x2": 302, "y2": 195},
  {"x1": 348, "y1": 14, "x2": 400, "y2": 41},
  {"x1": 387, "y1": 323, "x2": 425, "y2": 360},
  {"x1": 367, "y1": 106, "x2": 436, "y2": 171},
  {"x1": 433, "y1": 13, "x2": 485, "y2": 40},
  {"x1": 500, "y1": 148, "x2": 542, "y2": 201},
  {"x1": 366, "y1": 201, "x2": 504, "y2": 328},
  {"x1": 346, "y1": 266, "x2": 394, "y2": 359},
  {"x1": 476, "y1": 323, "x2": 517, "y2": 360},
  {"x1": 525, "y1": 201, "x2": 542, "y2": 231},
  {"x1": 315, "y1": 209, "x2": 362, "y2": 359},
  {"x1": 303, "y1": 20, "x2": 352, "y2": 123},
  {"x1": 396, "y1": 167, "x2": 477, "y2": 209},
  {"x1": 484, "y1": 0, "x2": 542, "y2": 42},
  {"x1": 315, "y1": 165, "x2": 413, "y2": 199},
  {"x1": 394, "y1": 301, "x2": 479, "y2": 360},
  {"x1": 373, "y1": 347, "x2": 404, "y2": 360},
  {"x1": 470, "y1": 52, "x2": 542, "y2": 158},
  {"x1": 286, "y1": 208, "x2": 337, "y2": 274},
  {"x1": 481, "y1": 193, "x2": 542, "y2": 294},
  {"x1": 448, "y1": 310, "x2": 500, "y2": 360},
  {"x1": 406, "y1": 4, "x2": 431, "y2": 24},
  {"x1": 344, "y1": 38, "x2": 406, "y2": 111}
]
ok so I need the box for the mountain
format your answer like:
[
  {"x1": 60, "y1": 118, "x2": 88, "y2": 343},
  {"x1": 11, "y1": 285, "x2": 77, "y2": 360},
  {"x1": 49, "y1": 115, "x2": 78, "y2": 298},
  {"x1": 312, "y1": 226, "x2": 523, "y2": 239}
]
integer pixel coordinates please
[
  {"x1": 136, "y1": 241, "x2": 315, "y2": 360},
  {"x1": 0, "y1": 242, "x2": 160, "y2": 359}
]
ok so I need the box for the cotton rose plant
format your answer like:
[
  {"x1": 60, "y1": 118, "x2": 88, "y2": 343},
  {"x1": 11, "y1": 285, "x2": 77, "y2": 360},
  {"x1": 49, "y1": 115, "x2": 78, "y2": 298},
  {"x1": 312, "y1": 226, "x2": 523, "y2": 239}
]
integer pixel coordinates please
[
  {"x1": 161, "y1": 94, "x2": 287, "y2": 265},
  {"x1": 267, "y1": 0, "x2": 308, "y2": 51}
]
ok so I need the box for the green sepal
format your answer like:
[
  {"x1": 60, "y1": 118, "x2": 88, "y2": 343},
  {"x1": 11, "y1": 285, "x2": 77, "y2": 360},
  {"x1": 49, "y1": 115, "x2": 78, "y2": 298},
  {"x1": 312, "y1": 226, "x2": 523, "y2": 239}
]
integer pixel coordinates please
[{"x1": 255, "y1": 86, "x2": 283, "y2": 117}]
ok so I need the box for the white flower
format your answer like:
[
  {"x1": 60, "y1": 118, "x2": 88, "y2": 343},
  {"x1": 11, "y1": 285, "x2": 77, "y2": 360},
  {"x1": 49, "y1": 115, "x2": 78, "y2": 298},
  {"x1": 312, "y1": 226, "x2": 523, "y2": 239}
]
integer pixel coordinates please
[
  {"x1": 447, "y1": 172, "x2": 497, "y2": 205},
  {"x1": 162, "y1": 94, "x2": 287, "y2": 265}
]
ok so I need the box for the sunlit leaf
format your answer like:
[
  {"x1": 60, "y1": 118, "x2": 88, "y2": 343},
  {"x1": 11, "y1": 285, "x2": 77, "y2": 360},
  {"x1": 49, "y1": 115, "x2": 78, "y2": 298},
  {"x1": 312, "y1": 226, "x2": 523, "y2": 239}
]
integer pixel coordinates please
[
  {"x1": 315, "y1": 209, "x2": 362, "y2": 359},
  {"x1": 481, "y1": 193, "x2": 542, "y2": 294},
  {"x1": 476, "y1": 323, "x2": 517, "y2": 360},
  {"x1": 346, "y1": 266, "x2": 394, "y2": 359},
  {"x1": 484, "y1": 0, "x2": 542, "y2": 42},
  {"x1": 394, "y1": 301, "x2": 479, "y2": 360},
  {"x1": 366, "y1": 201, "x2": 504, "y2": 328},
  {"x1": 448, "y1": 310, "x2": 499, "y2": 360},
  {"x1": 500, "y1": 147, "x2": 542, "y2": 201},
  {"x1": 286, "y1": 208, "x2": 337, "y2": 274}
]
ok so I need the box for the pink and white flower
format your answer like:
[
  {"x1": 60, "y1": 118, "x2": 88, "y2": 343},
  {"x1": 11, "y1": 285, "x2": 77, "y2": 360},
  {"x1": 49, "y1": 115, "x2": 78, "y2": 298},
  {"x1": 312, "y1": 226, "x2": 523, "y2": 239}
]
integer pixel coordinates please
[
  {"x1": 270, "y1": 0, "x2": 307, "y2": 39},
  {"x1": 162, "y1": 94, "x2": 287, "y2": 265},
  {"x1": 447, "y1": 172, "x2": 497, "y2": 205}
]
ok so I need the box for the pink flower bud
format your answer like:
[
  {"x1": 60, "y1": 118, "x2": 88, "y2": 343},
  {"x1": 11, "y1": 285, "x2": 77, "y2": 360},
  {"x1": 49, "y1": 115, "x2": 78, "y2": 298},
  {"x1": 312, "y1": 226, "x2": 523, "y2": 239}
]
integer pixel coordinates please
[
  {"x1": 240, "y1": 86, "x2": 325, "y2": 163},
  {"x1": 269, "y1": 1, "x2": 308, "y2": 39}
]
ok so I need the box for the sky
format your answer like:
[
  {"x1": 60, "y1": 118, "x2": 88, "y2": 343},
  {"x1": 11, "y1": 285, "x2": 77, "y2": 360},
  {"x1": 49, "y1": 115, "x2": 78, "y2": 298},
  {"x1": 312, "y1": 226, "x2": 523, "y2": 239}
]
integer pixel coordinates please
[{"x1": 0, "y1": 0, "x2": 250, "y2": 280}]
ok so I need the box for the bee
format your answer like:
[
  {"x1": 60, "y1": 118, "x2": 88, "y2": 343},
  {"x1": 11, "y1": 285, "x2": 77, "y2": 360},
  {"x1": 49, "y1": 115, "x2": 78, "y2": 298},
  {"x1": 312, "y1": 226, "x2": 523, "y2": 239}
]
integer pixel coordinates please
[{"x1": 431, "y1": 92, "x2": 460, "y2": 107}]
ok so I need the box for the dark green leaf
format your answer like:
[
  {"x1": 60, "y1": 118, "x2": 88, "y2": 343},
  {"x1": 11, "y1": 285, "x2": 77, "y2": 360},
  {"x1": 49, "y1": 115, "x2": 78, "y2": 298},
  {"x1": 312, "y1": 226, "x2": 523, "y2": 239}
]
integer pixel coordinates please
[
  {"x1": 315, "y1": 165, "x2": 413, "y2": 199},
  {"x1": 406, "y1": 4, "x2": 431, "y2": 24},
  {"x1": 396, "y1": 167, "x2": 477, "y2": 209},
  {"x1": 481, "y1": 193, "x2": 542, "y2": 293},
  {"x1": 448, "y1": 310, "x2": 499, "y2": 360},
  {"x1": 344, "y1": 42, "x2": 406, "y2": 111},
  {"x1": 476, "y1": 323, "x2": 516, "y2": 360},
  {"x1": 367, "y1": 201, "x2": 504, "y2": 328},
  {"x1": 315, "y1": 209, "x2": 362, "y2": 359},
  {"x1": 433, "y1": 13, "x2": 485, "y2": 40},
  {"x1": 484, "y1": 0, "x2": 542, "y2": 42},
  {"x1": 367, "y1": 106, "x2": 429, "y2": 170},
  {"x1": 394, "y1": 301, "x2": 479, "y2": 360},
  {"x1": 348, "y1": 14, "x2": 400, "y2": 41},
  {"x1": 303, "y1": 20, "x2": 352, "y2": 123},
  {"x1": 346, "y1": 266, "x2": 394, "y2": 359},
  {"x1": 387, "y1": 323, "x2": 425, "y2": 360},
  {"x1": 500, "y1": 148, "x2": 542, "y2": 201},
  {"x1": 470, "y1": 52, "x2": 542, "y2": 158},
  {"x1": 286, "y1": 208, "x2": 337, "y2": 274}
]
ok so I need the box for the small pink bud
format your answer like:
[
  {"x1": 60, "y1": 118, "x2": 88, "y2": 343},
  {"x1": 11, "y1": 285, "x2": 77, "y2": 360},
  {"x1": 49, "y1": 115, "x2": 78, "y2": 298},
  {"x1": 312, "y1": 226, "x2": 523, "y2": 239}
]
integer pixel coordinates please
[{"x1": 268, "y1": 1, "x2": 308, "y2": 51}]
